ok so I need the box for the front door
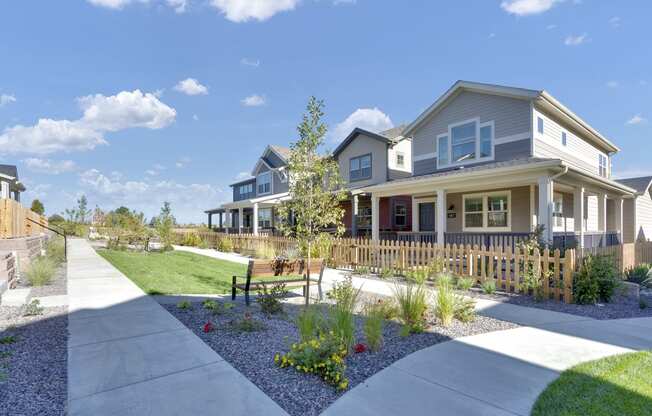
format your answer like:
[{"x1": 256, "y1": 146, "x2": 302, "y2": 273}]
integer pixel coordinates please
[{"x1": 419, "y1": 203, "x2": 435, "y2": 232}]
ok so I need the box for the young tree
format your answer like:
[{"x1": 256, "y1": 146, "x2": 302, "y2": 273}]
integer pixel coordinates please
[
  {"x1": 155, "y1": 201, "x2": 175, "y2": 250},
  {"x1": 30, "y1": 199, "x2": 45, "y2": 215},
  {"x1": 76, "y1": 195, "x2": 91, "y2": 223},
  {"x1": 277, "y1": 97, "x2": 346, "y2": 304}
]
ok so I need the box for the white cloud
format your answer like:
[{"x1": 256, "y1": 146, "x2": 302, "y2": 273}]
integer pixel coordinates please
[
  {"x1": 606, "y1": 81, "x2": 619, "y2": 88},
  {"x1": 546, "y1": 24, "x2": 557, "y2": 30},
  {"x1": 241, "y1": 94, "x2": 266, "y2": 107},
  {"x1": 235, "y1": 171, "x2": 252, "y2": 181},
  {"x1": 23, "y1": 158, "x2": 77, "y2": 174},
  {"x1": 625, "y1": 114, "x2": 647, "y2": 125},
  {"x1": 641, "y1": 80, "x2": 649, "y2": 86},
  {"x1": 87, "y1": 0, "x2": 137, "y2": 9},
  {"x1": 166, "y1": 0, "x2": 187, "y2": 13},
  {"x1": 173, "y1": 78, "x2": 208, "y2": 95},
  {"x1": 240, "y1": 58, "x2": 260, "y2": 67},
  {"x1": 330, "y1": 108, "x2": 393, "y2": 144},
  {"x1": 609, "y1": 16, "x2": 621, "y2": 28},
  {"x1": 23, "y1": 183, "x2": 52, "y2": 200},
  {"x1": 175, "y1": 156, "x2": 191, "y2": 168},
  {"x1": 501, "y1": 0, "x2": 561, "y2": 16},
  {"x1": 210, "y1": 0, "x2": 300, "y2": 22},
  {"x1": 333, "y1": 0, "x2": 356, "y2": 4},
  {"x1": 0, "y1": 94, "x2": 16, "y2": 107},
  {"x1": 564, "y1": 33, "x2": 588, "y2": 46},
  {"x1": 192, "y1": 114, "x2": 199, "y2": 121},
  {"x1": 488, "y1": 33, "x2": 496, "y2": 39},
  {"x1": 145, "y1": 169, "x2": 159, "y2": 176},
  {"x1": 0, "y1": 89, "x2": 176, "y2": 155}
]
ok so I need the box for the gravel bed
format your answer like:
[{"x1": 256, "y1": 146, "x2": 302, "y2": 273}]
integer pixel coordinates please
[
  {"x1": 0, "y1": 306, "x2": 68, "y2": 416},
  {"x1": 164, "y1": 296, "x2": 517, "y2": 416},
  {"x1": 17, "y1": 262, "x2": 68, "y2": 298}
]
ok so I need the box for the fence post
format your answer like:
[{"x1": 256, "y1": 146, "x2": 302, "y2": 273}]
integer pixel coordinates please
[{"x1": 563, "y1": 249, "x2": 575, "y2": 304}]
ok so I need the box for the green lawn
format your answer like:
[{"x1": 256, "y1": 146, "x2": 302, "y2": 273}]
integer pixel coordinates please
[
  {"x1": 98, "y1": 249, "x2": 247, "y2": 295},
  {"x1": 532, "y1": 351, "x2": 652, "y2": 416}
]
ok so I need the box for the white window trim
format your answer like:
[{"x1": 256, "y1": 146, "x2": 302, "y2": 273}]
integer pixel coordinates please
[
  {"x1": 463, "y1": 190, "x2": 512, "y2": 232},
  {"x1": 257, "y1": 171, "x2": 272, "y2": 196},
  {"x1": 537, "y1": 116, "x2": 544, "y2": 135},
  {"x1": 395, "y1": 151, "x2": 405, "y2": 168},
  {"x1": 438, "y1": 117, "x2": 495, "y2": 168}
]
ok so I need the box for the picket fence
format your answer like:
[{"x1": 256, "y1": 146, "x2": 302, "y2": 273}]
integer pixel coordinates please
[{"x1": 174, "y1": 231, "x2": 576, "y2": 303}]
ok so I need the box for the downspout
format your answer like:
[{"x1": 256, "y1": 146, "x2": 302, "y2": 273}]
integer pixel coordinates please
[{"x1": 551, "y1": 164, "x2": 569, "y2": 181}]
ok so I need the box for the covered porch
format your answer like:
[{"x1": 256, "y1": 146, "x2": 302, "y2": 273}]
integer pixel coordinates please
[
  {"x1": 361, "y1": 159, "x2": 633, "y2": 250},
  {"x1": 205, "y1": 192, "x2": 290, "y2": 236}
]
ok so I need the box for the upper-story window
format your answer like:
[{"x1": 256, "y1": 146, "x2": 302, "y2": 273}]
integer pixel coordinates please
[
  {"x1": 537, "y1": 117, "x2": 544, "y2": 134},
  {"x1": 561, "y1": 131, "x2": 567, "y2": 146},
  {"x1": 438, "y1": 119, "x2": 494, "y2": 168},
  {"x1": 257, "y1": 171, "x2": 271, "y2": 195},
  {"x1": 396, "y1": 152, "x2": 405, "y2": 168},
  {"x1": 350, "y1": 154, "x2": 372, "y2": 181},
  {"x1": 598, "y1": 154, "x2": 608, "y2": 178},
  {"x1": 239, "y1": 183, "x2": 253, "y2": 196}
]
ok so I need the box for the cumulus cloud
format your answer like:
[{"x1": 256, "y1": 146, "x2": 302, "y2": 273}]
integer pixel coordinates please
[
  {"x1": 0, "y1": 94, "x2": 16, "y2": 107},
  {"x1": 625, "y1": 114, "x2": 647, "y2": 125},
  {"x1": 240, "y1": 58, "x2": 260, "y2": 67},
  {"x1": 166, "y1": 0, "x2": 187, "y2": 13},
  {"x1": 173, "y1": 78, "x2": 209, "y2": 95},
  {"x1": 564, "y1": 33, "x2": 588, "y2": 46},
  {"x1": 87, "y1": 0, "x2": 136, "y2": 9},
  {"x1": 501, "y1": 0, "x2": 561, "y2": 16},
  {"x1": 0, "y1": 89, "x2": 176, "y2": 155},
  {"x1": 23, "y1": 158, "x2": 77, "y2": 174},
  {"x1": 210, "y1": 0, "x2": 300, "y2": 22},
  {"x1": 175, "y1": 156, "x2": 191, "y2": 168},
  {"x1": 330, "y1": 108, "x2": 393, "y2": 144},
  {"x1": 241, "y1": 94, "x2": 266, "y2": 107}
]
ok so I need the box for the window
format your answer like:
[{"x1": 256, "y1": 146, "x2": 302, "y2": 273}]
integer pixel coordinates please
[
  {"x1": 438, "y1": 119, "x2": 493, "y2": 167},
  {"x1": 394, "y1": 203, "x2": 407, "y2": 226},
  {"x1": 561, "y1": 131, "x2": 567, "y2": 146},
  {"x1": 356, "y1": 204, "x2": 372, "y2": 229},
  {"x1": 437, "y1": 135, "x2": 449, "y2": 167},
  {"x1": 463, "y1": 192, "x2": 511, "y2": 231},
  {"x1": 258, "y1": 208, "x2": 272, "y2": 229},
  {"x1": 350, "y1": 154, "x2": 372, "y2": 181},
  {"x1": 537, "y1": 117, "x2": 544, "y2": 134},
  {"x1": 553, "y1": 193, "x2": 564, "y2": 228},
  {"x1": 396, "y1": 152, "x2": 405, "y2": 168},
  {"x1": 239, "y1": 183, "x2": 253, "y2": 196},
  {"x1": 598, "y1": 154, "x2": 608, "y2": 178},
  {"x1": 257, "y1": 171, "x2": 271, "y2": 195}
]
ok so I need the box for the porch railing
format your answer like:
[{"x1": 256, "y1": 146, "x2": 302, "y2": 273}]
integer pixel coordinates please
[{"x1": 444, "y1": 232, "x2": 531, "y2": 251}]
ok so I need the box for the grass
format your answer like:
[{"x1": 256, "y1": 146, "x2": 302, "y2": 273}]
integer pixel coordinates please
[
  {"x1": 532, "y1": 351, "x2": 652, "y2": 416},
  {"x1": 98, "y1": 249, "x2": 247, "y2": 295}
]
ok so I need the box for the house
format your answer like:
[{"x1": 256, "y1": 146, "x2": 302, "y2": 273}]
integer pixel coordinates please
[
  {"x1": 617, "y1": 176, "x2": 652, "y2": 242},
  {"x1": 205, "y1": 145, "x2": 291, "y2": 234},
  {"x1": 0, "y1": 164, "x2": 25, "y2": 202}
]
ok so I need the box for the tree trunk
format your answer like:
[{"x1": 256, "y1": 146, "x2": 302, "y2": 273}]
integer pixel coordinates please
[{"x1": 305, "y1": 241, "x2": 311, "y2": 306}]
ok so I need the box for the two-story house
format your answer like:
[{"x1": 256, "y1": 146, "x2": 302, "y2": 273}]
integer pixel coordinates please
[
  {"x1": 0, "y1": 164, "x2": 25, "y2": 202},
  {"x1": 360, "y1": 80, "x2": 640, "y2": 248}
]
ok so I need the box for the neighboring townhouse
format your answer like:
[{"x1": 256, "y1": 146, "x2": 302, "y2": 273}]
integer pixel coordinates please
[
  {"x1": 205, "y1": 145, "x2": 291, "y2": 235},
  {"x1": 358, "y1": 81, "x2": 639, "y2": 249},
  {"x1": 332, "y1": 125, "x2": 412, "y2": 237},
  {"x1": 0, "y1": 164, "x2": 25, "y2": 202},
  {"x1": 617, "y1": 176, "x2": 652, "y2": 242}
]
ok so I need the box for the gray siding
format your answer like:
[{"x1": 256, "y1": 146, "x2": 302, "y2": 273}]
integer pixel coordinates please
[
  {"x1": 273, "y1": 172, "x2": 289, "y2": 194},
  {"x1": 412, "y1": 91, "x2": 531, "y2": 157},
  {"x1": 336, "y1": 133, "x2": 388, "y2": 188},
  {"x1": 636, "y1": 191, "x2": 652, "y2": 241},
  {"x1": 265, "y1": 151, "x2": 285, "y2": 168},
  {"x1": 233, "y1": 179, "x2": 256, "y2": 201}
]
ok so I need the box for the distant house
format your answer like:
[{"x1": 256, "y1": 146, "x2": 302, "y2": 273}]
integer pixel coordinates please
[
  {"x1": 0, "y1": 164, "x2": 25, "y2": 202},
  {"x1": 617, "y1": 176, "x2": 652, "y2": 242}
]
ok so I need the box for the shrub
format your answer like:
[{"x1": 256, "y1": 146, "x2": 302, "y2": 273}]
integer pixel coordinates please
[
  {"x1": 435, "y1": 276, "x2": 456, "y2": 327},
  {"x1": 593, "y1": 256, "x2": 620, "y2": 302},
  {"x1": 296, "y1": 305, "x2": 324, "y2": 342},
  {"x1": 275, "y1": 332, "x2": 349, "y2": 390},
  {"x1": 575, "y1": 255, "x2": 620, "y2": 304},
  {"x1": 0, "y1": 336, "x2": 17, "y2": 345},
  {"x1": 455, "y1": 297, "x2": 476, "y2": 323},
  {"x1": 257, "y1": 282, "x2": 287, "y2": 315},
  {"x1": 24, "y1": 257, "x2": 56, "y2": 286},
  {"x1": 456, "y1": 276, "x2": 475, "y2": 291},
  {"x1": 177, "y1": 300, "x2": 192, "y2": 310},
  {"x1": 374, "y1": 298, "x2": 398, "y2": 320},
  {"x1": 481, "y1": 280, "x2": 496, "y2": 295},
  {"x1": 181, "y1": 233, "x2": 203, "y2": 247},
  {"x1": 626, "y1": 264, "x2": 652, "y2": 286},
  {"x1": 45, "y1": 238, "x2": 66, "y2": 265},
  {"x1": 217, "y1": 238, "x2": 234, "y2": 253},
  {"x1": 392, "y1": 279, "x2": 428, "y2": 335},
  {"x1": 428, "y1": 258, "x2": 445, "y2": 277},
  {"x1": 327, "y1": 278, "x2": 360, "y2": 351},
  {"x1": 352, "y1": 265, "x2": 369, "y2": 276},
  {"x1": 363, "y1": 302, "x2": 384, "y2": 351},
  {"x1": 379, "y1": 267, "x2": 393, "y2": 279},
  {"x1": 405, "y1": 268, "x2": 428, "y2": 284},
  {"x1": 231, "y1": 312, "x2": 265, "y2": 332},
  {"x1": 22, "y1": 299, "x2": 44, "y2": 316},
  {"x1": 202, "y1": 299, "x2": 218, "y2": 311}
]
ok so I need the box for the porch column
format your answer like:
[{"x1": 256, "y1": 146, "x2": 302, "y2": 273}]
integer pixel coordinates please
[
  {"x1": 538, "y1": 176, "x2": 554, "y2": 243},
  {"x1": 615, "y1": 197, "x2": 623, "y2": 244},
  {"x1": 573, "y1": 186, "x2": 585, "y2": 249},
  {"x1": 238, "y1": 207, "x2": 244, "y2": 233},
  {"x1": 412, "y1": 196, "x2": 419, "y2": 232},
  {"x1": 351, "y1": 195, "x2": 358, "y2": 237},
  {"x1": 529, "y1": 184, "x2": 537, "y2": 231},
  {"x1": 207, "y1": 212, "x2": 212, "y2": 229},
  {"x1": 371, "y1": 194, "x2": 380, "y2": 241},
  {"x1": 436, "y1": 189, "x2": 446, "y2": 246},
  {"x1": 252, "y1": 203, "x2": 259, "y2": 236},
  {"x1": 219, "y1": 212, "x2": 223, "y2": 229},
  {"x1": 598, "y1": 193, "x2": 607, "y2": 232}
]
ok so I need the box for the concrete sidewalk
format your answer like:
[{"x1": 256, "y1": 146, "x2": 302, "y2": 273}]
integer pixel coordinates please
[{"x1": 67, "y1": 239, "x2": 287, "y2": 416}]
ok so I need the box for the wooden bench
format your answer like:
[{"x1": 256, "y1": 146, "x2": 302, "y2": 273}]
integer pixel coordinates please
[{"x1": 232, "y1": 258, "x2": 325, "y2": 306}]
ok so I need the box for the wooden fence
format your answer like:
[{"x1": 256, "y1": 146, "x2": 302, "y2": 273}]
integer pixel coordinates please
[
  {"x1": 174, "y1": 231, "x2": 575, "y2": 303},
  {"x1": 578, "y1": 241, "x2": 652, "y2": 274},
  {"x1": 0, "y1": 199, "x2": 48, "y2": 239}
]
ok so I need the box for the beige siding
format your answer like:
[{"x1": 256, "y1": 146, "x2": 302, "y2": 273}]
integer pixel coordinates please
[
  {"x1": 337, "y1": 133, "x2": 388, "y2": 188},
  {"x1": 585, "y1": 195, "x2": 599, "y2": 231},
  {"x1": 623, "y1": 198, "x2": 636, "y2": 243},
  {"x1": 533, "y1": 107, "x2": 609, "y2": 177},
  {"x1": 636, "y1": 191, "x2": 652, "y2": 241}
]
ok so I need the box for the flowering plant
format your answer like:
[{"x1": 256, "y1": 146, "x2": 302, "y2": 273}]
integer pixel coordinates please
[
  {"x1": 353, "y1": 343, "x2": 367, "y2": 353},
  {"x1": 203, "y1": 322, "x2": 214, "y2": 333}
]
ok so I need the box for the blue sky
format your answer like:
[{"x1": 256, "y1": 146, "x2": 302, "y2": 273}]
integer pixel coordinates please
[{"x1": 1, "y1": 0, "x2": 650, "y2": 223}]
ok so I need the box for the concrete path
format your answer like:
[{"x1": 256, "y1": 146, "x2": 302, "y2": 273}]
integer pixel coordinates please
[{"x1": 67, "y1": 239, "x2": 287, "y2": 416}]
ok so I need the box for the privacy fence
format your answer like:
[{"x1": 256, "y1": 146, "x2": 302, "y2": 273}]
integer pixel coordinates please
[{"x1": 0, "y1": 199, "x2": 48, "y2": 239}]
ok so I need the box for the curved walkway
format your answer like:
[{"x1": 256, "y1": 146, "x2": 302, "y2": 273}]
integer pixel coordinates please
[{"x1": 67, "y1": 239, "x2": 286, "y2": 415}]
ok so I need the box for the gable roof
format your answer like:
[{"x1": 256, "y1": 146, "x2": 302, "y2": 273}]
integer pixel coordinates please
[
  {"x1": 332, "y1": 124, "x2": 407, "y2": 158},
  {"x1": 402, "y1": 80, "x2": 619, "y2": 154},
  {"x1": 0, "y1": 164, "x2": 18, "y2": 180},
  {"x1": 616, "y1": 176, "x2": 652, "y2": 195},
  {"x1": 250, "y1": 144, "x2": 290, "y2": 176},
  {"x1": 269, "y1": 145, "x2": 290, "y2": 162}
]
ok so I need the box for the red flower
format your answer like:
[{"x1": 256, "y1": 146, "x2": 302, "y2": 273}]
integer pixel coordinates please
[
  {"x1": 354, "y1": 343, "x2": 367, "y2": 353},
  {"x1": 203, "y1": 322, "x2": 214, "y2": 333}
]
